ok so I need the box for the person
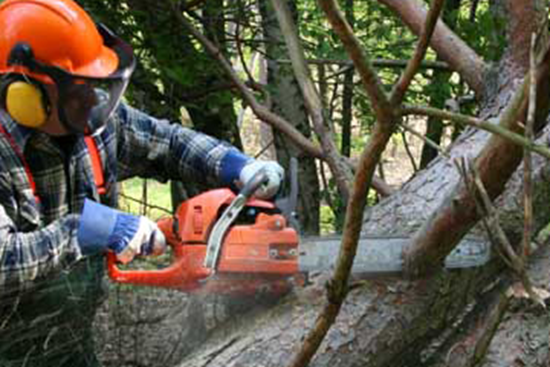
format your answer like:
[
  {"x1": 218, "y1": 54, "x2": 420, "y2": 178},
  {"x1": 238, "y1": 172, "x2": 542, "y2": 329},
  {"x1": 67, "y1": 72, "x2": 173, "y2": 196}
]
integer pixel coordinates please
[{"x1": 0, "y1": 0, "x2": 284, "y2": 366}]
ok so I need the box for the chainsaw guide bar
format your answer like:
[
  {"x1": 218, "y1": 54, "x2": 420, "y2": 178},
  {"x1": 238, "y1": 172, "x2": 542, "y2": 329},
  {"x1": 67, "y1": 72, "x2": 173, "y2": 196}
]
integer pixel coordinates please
[{"x1": 298, "y1": 236, "x2": 490, "y2": 274}]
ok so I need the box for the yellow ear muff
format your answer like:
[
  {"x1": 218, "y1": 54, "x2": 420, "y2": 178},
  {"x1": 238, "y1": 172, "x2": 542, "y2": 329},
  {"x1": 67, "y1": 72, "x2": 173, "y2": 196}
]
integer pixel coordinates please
[{"x1": 5, "y1": 81, "x2": 47, "y2": 128}]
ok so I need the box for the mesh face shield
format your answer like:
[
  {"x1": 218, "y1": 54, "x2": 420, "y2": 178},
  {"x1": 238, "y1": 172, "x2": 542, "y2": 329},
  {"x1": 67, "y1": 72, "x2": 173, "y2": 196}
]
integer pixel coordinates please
[{"x1": 6, "y1": 23, "x2": 135, "y2": 135}]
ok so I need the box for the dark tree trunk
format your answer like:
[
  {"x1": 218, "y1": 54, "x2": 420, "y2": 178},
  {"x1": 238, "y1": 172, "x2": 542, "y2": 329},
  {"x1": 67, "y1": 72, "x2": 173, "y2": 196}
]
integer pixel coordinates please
[
  {"x1": 259, "y1": 0, "x2": 321, "y2": 235},
  {"x1": 419, "y1": 0, "x2": 461, "y2": 169},
  {"x1": 340, "y1": 0, "x2": 355, "y2": 158}
]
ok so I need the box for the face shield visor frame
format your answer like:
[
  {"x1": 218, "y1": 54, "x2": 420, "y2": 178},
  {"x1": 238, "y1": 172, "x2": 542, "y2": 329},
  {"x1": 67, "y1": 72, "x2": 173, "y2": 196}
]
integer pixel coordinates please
[{"x1": 6, "y1": 23, "x2": 136, "y2": 135}]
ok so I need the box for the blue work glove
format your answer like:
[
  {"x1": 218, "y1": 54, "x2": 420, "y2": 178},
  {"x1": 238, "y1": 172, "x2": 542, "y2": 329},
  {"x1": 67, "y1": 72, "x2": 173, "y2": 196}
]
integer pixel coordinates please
[
  {"x1": 77, "y1": 199, "x2": 166, "y2": 264},
  {"x1": 238, "y1": 160, "x2": 285, "y2": 200}
]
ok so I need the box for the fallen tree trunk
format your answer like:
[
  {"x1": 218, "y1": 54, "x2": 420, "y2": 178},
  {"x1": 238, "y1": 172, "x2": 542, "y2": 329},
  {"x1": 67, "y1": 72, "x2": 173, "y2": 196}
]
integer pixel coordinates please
[{"x1": 174, "y1": 111, "x2": 550, "y2": 367}]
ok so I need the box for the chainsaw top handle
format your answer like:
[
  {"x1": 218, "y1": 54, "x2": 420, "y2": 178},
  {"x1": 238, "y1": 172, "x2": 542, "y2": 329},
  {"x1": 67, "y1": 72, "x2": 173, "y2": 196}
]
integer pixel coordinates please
[
  {"x1": 238, "y1": 168, "x2": 271, "y2": 198},
  {"x1": 203, "y1": 169, "x2": 270, "y2": 271}
]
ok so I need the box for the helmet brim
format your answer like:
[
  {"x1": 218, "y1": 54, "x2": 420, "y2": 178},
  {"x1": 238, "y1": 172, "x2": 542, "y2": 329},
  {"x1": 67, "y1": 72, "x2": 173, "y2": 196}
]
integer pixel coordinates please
[{"x1": 73, "y1": 45, "x2": 118, "y2": 78}]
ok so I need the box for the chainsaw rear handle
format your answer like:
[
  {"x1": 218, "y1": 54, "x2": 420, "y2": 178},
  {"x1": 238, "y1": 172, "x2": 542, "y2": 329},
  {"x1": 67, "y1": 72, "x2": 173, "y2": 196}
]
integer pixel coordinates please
[{"x1": 107, "y1": 217, "x2": 211, "y2": 292}]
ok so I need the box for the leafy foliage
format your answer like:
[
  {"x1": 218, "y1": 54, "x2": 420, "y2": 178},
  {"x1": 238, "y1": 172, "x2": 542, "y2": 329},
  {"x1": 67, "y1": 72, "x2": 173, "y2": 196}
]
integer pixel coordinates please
[{"x1": 2, "y1": 0, "x2": 503, "y2": 230}]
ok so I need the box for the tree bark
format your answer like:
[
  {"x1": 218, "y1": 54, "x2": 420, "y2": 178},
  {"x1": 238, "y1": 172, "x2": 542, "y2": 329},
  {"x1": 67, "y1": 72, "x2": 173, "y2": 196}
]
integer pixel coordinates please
[
  {"x1": 173, "y1": 116, "x2": 550, "y2": 367},
  {"x1": 259, "y1": 0, "x2": 321, "y2": 235},
  {"x1": 173, "y1": 2, "x2": 550, "y2": 365},
  {"x1": 404, "y1": 2, "x2": 550, "y2": 276}
]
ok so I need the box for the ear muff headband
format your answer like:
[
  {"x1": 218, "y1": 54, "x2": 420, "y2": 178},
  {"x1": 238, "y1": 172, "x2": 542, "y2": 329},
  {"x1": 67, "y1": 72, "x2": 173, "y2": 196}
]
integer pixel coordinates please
[{"x1": 0, "y1": 76, "x2": 49, "y2": 128}]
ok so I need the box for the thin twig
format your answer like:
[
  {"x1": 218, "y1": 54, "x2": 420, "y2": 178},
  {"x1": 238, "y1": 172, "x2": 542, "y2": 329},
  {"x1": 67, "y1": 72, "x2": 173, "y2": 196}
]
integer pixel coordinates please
[
  {"x1": 278, "y1": 58, "x2": 450, "y2": 70},
  {"x1": 287, "y1": 0, "x2": 442, "y2": 365},
  {"x1": 253, "y1": 138, "x2": 275, "y2": 159},
  {"x1": 399, "y1": 120, "x2": 450, "y2": 159},
  {"x1": 523, "y1": 34, "x2": 537, "y2": 259},
  {"x1": 319, "y1": 161, "x2": 338, "y2": 224},
  {"x1": 119, "y1": 193, "x2": 172, "y2": 215},
  {"x1": 174, "y1": 5, "x2": 324, "y2": 159},
  {"x1": 455, "y1": 159, "x2": 516, "y2": 269},
  {"x1": 317, "y1": 0, "x2": 393, "y2": 121},
  {"x1": 456, "y1": 158, "x2": 545, "y2": 308},
  {"x1": 235, "y1": 7, "x2": 258, "y2": 87},
  {"x1": 401, "y1": 128, "x2": 418, "y2": 173},
  {"x1": 270, "y1": 0, "x2": 353, "y2": 203}
]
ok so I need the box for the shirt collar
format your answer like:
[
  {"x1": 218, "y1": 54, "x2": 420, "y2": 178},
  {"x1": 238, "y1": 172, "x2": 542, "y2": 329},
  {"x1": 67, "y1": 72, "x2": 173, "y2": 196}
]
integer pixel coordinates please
[{"x1": 0, "y1": 110, "x2": 34, "y2": 150}]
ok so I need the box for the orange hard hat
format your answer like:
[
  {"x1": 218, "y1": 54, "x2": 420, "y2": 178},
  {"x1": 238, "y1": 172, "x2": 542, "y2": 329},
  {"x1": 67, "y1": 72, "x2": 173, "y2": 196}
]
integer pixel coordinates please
[{"x1": 0, "y1": 0, "x2": 118, "y2": 77}]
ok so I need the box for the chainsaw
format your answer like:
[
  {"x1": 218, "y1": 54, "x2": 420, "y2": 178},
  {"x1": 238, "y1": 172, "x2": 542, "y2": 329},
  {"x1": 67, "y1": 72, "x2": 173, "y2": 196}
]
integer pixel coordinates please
[{"x1": 107, "y1": 167, "x2": 491, "y2": 295}]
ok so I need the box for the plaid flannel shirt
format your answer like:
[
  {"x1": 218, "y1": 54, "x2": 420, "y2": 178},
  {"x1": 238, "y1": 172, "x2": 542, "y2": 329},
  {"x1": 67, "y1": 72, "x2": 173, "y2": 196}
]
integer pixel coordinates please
[{"x1": 0, "y1": 102, "x2": 250, "y2": 292}]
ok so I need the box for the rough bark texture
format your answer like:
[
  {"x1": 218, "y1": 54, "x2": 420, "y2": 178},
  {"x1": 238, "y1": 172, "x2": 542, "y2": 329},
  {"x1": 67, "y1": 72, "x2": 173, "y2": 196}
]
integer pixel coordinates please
[
  {"x1": 165, "y1": 109, "x2": 550, "y2": 367},
  {"x1": 403, "y1": 0, "x2": 550, "y2": 276}
]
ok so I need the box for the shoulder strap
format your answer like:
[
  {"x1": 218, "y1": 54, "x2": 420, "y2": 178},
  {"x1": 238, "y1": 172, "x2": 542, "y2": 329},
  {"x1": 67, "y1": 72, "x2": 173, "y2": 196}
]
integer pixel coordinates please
[
  {"x1": 0, "y1": 123, "x2": 40, "y2": 203},
  {"x1": 84, "y1": 136, "x2": 107, "y2": 195},
  {"x1": 0, "y1": 125, "x2": 107, "y2": 201}
]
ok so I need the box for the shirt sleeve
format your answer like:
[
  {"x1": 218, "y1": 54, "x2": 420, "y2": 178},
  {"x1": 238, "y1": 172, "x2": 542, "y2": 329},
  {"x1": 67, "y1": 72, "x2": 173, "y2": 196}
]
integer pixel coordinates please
[
  {"x1": 0, "y1": 203, "x2": 83, "y2": 291},
  {"x1": 114, "y1": 103, "x2": 252, "y2": 185}
]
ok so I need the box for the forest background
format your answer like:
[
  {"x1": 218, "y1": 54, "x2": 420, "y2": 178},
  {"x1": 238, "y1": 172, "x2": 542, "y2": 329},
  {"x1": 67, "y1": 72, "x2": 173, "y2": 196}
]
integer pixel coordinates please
[
  {"x1": 5, "y1": 0, "x2": 550, "y2": 366},
  {"x1": 80, "y1": 1, "x2": 550, "y2": 366}
]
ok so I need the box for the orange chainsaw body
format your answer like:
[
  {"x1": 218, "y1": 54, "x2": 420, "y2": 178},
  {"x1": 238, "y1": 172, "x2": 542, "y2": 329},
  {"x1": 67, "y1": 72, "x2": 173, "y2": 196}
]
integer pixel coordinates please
[{"x1": 107, "y1": 188, "x2": 300, "y2": 295}]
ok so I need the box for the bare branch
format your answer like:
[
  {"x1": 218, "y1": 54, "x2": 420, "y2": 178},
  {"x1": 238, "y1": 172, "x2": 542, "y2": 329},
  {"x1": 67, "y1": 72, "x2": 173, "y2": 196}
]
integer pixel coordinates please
[
  {"x1": 399, "y1": 120, "x2": 450, "y2": 159},
  {"x1": 458, "y1": 159, "x2": 545, "y2": 308},
  {"x1": 173, "y1": 6, "x2": 323, "y2": 158},
  {"x1": 390, "y1": 0, "x2": 446, "y2": 105},
  {"x1": 401, "y1": 129, "x2": 418, "y2": 173},
  {"x1": 378, "y1": 0, "x2": 487, "y2": 97},
  {"x1": 523, "y1": 34, "x2": 537, "y2": 260},
  {"x1": 270, "y1": 0, "x2": 354, "y2": 203},
  {"x1": 278, "y1": 58, "x2": 451, "y2": 71},
  {"x1": 401, "y1": 105, "x2": 550, "y2": 160}
]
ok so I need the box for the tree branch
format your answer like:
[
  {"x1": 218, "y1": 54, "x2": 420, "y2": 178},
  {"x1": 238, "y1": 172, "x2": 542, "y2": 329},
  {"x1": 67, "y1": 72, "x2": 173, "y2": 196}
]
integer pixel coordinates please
[
  {"x1": 287, "y1": 0, "x2": 451, "y2": 364},
  {"x1": 378, "y1": 0, "x2": 487, "y2": 97},
  {"x1": 403, "y1": 27, "x2": 550, "y2": 277},
  {"x1": 458, "y1": 158, "x2": 545, "y2": 308},
  {"x1": 173, "y1": 7, "x2": 323, "y2": 159},
  {"x1": 278, "y1": 58, "x2": 451, "y2": 70},
  {"x1": 270, "y1": 0, "x2": 353, "y2": 203},
  {"x1": 399, "y1": 120, "x2": 450, "y2": 160},
  {"x1": 401, "y1": 105, "x2": 550, "y2": 160},
  {"x1": 390, "y1": 0, "x2": 446, "y2": 105},
  {"x1": 523, "y1": 34, "x2": 537, "y2": 260}
]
